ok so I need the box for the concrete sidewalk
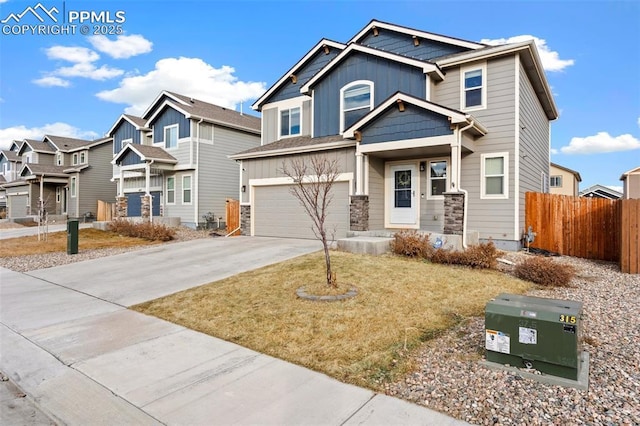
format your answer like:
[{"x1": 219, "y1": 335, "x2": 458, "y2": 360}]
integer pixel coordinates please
[
  {"x1": 0, "y1": 222, "x2": 92, "y2": 239},
  {"x1": 1, "y1": 237, "x2": 469, "y2": 425}
]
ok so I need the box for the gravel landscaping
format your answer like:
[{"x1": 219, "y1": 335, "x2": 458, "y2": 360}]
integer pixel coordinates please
[{"x1": 3, "y1": 226, "x2": 638, "y2": 425}]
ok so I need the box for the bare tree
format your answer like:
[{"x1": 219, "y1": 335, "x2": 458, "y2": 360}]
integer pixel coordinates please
[{"x1": 282, "y1": 155, "x2": 340, "y2": 287}]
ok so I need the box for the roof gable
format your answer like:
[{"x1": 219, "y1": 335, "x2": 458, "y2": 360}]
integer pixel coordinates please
[
  {"x1": 550, "y1": 162, "x2": 582, "y2": 182},
  {"x1": 44, "y1": 135, "x2": 93, "y2": 151},
  {"x1": 107, "y1": 114, "x2": 149, "y2": 137},
  {"x1": 252, "y1": 39, "x2": 345, "y2": 110},
  {"x1": 620, "y1": 166, "x2": 640, "y2": 180},
  {"x1": 18, "y1": 139, "x2": 55, "y2": 155},
  {"x1": 112, "y1": 143, "x2": 178, "y2": 165},
  {"x1": 579, "y1": 184, "x2": 622, "y2": 199}
]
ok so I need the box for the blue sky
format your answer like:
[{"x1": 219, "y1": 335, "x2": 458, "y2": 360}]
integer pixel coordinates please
[{"x1": 1, "y1": 0, "x2": 638, "y2": 191}]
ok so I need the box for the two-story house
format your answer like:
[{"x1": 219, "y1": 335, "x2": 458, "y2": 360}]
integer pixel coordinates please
[
  {"x1": 0, "y1": 141, "x2": 24, "y2": 212},
  {"x1": 549, "y1": 163, "x2": 581, "y2": 196},
  {"x1": 231, "y1": 20, "x2": 558, "y2": 250},
  {"x1": 2, "y1": 136, "x2": 114, "y2": 220},
  {"x1": 620, "y1": 166, "x2": 640, "y2": 199},
  {"x1": 110, "y1": 91, "x2": 261, "y2": 228}
]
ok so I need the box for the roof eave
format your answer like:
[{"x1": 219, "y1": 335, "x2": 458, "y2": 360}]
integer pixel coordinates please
[{"x1": 229, "y1": 140, "x2": 356, "y2": 160}]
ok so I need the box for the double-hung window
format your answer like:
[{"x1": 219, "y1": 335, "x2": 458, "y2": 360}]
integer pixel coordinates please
[
  {"x1": 428, "y1": 160, "x2": 448, "y2": 198},
  {"x1": 72, "y1": 153, "x2": 78, "y2": 165},
  {"x1": 341, "y1": 81, "x2": 373, "y2": 131},
  {"x1": 80, "y1": 152, "x2": 86, "y2": 164},
  {"x1": 182, "y1": 175, "x2": 192, "y2": 204},
  {"x1": 56, "y1": 152, "x2": 63, "y2": 166},
  {"x1": 481, "y1": 153, "x2": 508, "y2": 199},
  {"x1": 166, "y1": 177, "x2": 175, "y2": 204},
  {"x1": 70, "y1": 176, "x2": 77, "y2": 198},
  {"x1": 280, "y1": 107, "x2": 301, "y2": 137},
  {"x1": 461, "y1": 64, "x2": 486, "y2": 110},
  {"x1": 550, "y1": 176, "x2": 562, "y2": 188},
  {"x1": 164, "y1": 124, "x2": 178, "y2": 149}
]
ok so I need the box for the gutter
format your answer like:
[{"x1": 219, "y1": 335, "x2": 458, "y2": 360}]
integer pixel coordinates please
[
  {"x1": 229, "y1": 140, "x2": 356, "y2": 161},
  {"x1": 194, "y1": 118, "x2": 204, "y2": 226}
]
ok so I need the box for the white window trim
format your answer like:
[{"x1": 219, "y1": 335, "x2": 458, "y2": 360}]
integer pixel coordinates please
[
  {"x1": 426, "y1": 158, "x2": 450, "y2": 200},
  {"x1": 480, "y1": 152, "x2": 509, "y2": 200},
  {"x1": 340, "y1": 80, "x2": 374, "y2": 133},
  {"x1": 460, "y1": 62, "x2": 487, "y2": 112},
  {"x1": 164, "y1": 124, "x2": 179, "y2": 149},
  {"x1": 278, "y1": 106, "x2": 302, "y2": 139},
  {"x1": 72, "y1": 153, "x2": 78, "y2": 165},
  {"x1": 542, "y1": 172, "x2": 549, "y2": 193},
  {"x1": 182, "y1": 174, "x2": 192, "y2": 205},
  {"x1": 80, "y1": 151, "x2": 87, "y2": 164},
  {"x1": 56, "y1": 152, "x2": 63, "y2": 166},
  {"x1": 550, "y1": 175, "x2": 562, "y2": 188},
  {"x1": 166, "y1": 176, "x2": 176, "y2": 205},
  {"x1": 70, "y1": 176, "x2": 77, "y2": 198},
  {"x1": 56, "y1": 187, "x2": 61, "y2": 203}
]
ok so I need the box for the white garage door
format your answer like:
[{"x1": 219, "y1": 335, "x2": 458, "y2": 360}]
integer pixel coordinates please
[
  {"x1": 253, "y1": 182, "x2": 350, "y2": 239},
  {"x1": 8, "y1": 194, "x2": 28, "y2": 218}
]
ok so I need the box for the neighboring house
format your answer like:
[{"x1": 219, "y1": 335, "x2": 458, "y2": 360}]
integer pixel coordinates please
[
  {"x1": 2, "y1": 135, "x2": 114, "y2": 220},
  {"x1": 231, "y1": 19, "x2": 558, "y2": 250},
  {"x1": 620, "y1": 166, "x2": 640, "y2": 199},
  {"x1": 109, "y1": 91, "x2": 261, "y2": 228},
  {"x1": 579, "y1": 184, "x2": 622, "y2": 200},
  {"x1": 0, "y1": 141, "x2": 24, "y2": 210},
  {"x1": 549, "y1": 163, "x2": 581, "y2": 196}
]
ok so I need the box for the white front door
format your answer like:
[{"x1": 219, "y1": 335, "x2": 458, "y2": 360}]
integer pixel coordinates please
[{"x1": 389, "y1": 164, "x2": 417, "y2": 225}]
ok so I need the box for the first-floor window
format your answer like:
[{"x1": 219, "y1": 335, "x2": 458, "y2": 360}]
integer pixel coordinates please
[
  {"x1": 428, "y1": 160, "x2": 448, "y2": 198},
  {"x1": 70, "y1": 177, "x2": 77, "y2": 197},
  {"x1": 481, "y1": 153, "x2": 508, "y2": 199},
  {"x1": 550, "y1": 175, "x2": 562, "y2": 188},
  {"x1": 182, "y1": 175, "x2": 192, "y2": 204},
  {"x1": 166, "y1": 177, "x2": 175, "y2": 204}
]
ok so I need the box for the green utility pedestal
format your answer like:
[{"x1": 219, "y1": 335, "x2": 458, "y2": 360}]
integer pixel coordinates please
[
  {"x1": 485, "y1": 293, "x2": 583, "y2": 380},
  {"x1": 67, "y1": 219, "x2": 79, "y2": 255}
]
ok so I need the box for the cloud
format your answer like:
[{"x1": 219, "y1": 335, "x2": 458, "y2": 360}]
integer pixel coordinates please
[
  {"x1": 96, "y1": 57, "x2": 266, "y2": 115},
  {"x1": 33, "y1": 76, "x2": 71, "y2": 87},
  {"x1": 55, "y1": 62, "x2": 123, "y2": 80},
  {"x1": 480, "y1": 35, "x2": 574, "y2": 72},
  {"x1": 637, "y1": 116, "x2": 640, "y2": 127},
  {"x1": 0, "y1": 123, "x2": 99, "y2": 150},
  {"x1": 605, "y1": 185, "x2": 623, "y2": 193},
  {"x1": 88, "y1": 34, "x2": 153, "y2": 59},
  {"x1": 550, "y1": 148, "x2": 559, "y2": 155},
  {"x1": 45, "y1": 46, "x2": 99, "y2": 63},
  {"x1": 560, "y1": 132, "x2": 640, "y2": 154}
]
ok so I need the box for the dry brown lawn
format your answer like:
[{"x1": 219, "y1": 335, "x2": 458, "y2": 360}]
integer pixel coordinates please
[
  {"x1": 133, "y1": 250, "x2": 531, "y2": 390},
  {"x1": 0, "y1": 228, "x2": 158, "y2": 258}
]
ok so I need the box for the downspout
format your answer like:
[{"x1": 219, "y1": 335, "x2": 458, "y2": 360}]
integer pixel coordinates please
[
  {"x1": 147, "y1": 160, "x2": 155, "y2": 223},
  {"x1": 194, "y1": 118, "x2": 203, "y2": 226},
  {"x1": 457, "y1": 120, "x2": 475, "y2": 249}
]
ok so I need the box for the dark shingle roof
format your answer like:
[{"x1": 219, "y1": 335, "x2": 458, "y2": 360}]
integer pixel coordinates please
[
  {"x1": 1, "y1": 150, "x2": 20, "y2": 161},
  {"x1": 23, "y1": 139, "x2": 56, "y2": 153},
  {"x1": 124, "y1": 114, "x2": 147, "y2": 128},
  {"x1": 165, "y1": 92, "x2": 261, "y2": 133},
  {"x1": 129, "y1": 144, "x2": 177, "y2": 162},
  {"x1": 22, "y1": 164, "x2": 68, "y2": 176},
  {"x1": 232, "y1": 135, "x2": 349, "y2": 159},
  {"x1": 45, "y1": 135, "x2": 94, "y2": 150}
]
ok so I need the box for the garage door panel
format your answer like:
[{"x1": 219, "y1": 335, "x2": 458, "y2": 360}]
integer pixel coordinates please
[
  {"x1": 254, "y1": 183, "x2": 349, "y2": 239},
  {"x1": 8, "y1": 195, "x2": 28, "y2": 218}
]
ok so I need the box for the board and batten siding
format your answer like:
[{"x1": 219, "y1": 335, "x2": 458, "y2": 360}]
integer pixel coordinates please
[
  {"x1": 434, "y1": 56, "x2": 518, "y2": 243},
  {"x1": 196, "y1": 125, "x2": 260, "y2": 225},
  {"x1": 150, "y1": 107, "x2": 190, "y2": 143},
  {"x1": 360, "y1": 104, "x2": 453, "y2": 144},
  {"x1": 517, "y1": 58, "x2": 551, "y2": 235},
  {"x1": 313, "y1": 52, "x2": 426, "y2": 137},
  {"x1": 113, "y1": 121, "x2": 141, "y2": 154},
  {"x1": 359, "y1": 31, "x2": 470, "y2": 61}
]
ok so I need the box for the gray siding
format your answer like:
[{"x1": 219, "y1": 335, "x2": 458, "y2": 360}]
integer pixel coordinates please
[
  {"x1": 262, "y1": 108, "x2": 278, "y2": 145},
  {"x1": 313, "y1": 52, "x2": 426, "y2": 137},
  {"x1": 113, "y1": 121, "x2": 141, "y2": 154},
  {"x1": 151, "y1": 107, "x2": 190, "y2": 143},
  {"x1": 360, "y1": 105, "x2": 452, "y2": 144},
  {"x1": 75, "y1": 142, "x2": 117, "y2": 218},
  {"x1": 434, "y1": 56, "x2": 518, "y2": 241},
  {"x1": 267, "y1": 48, "x2": 341, "y2": 103},
  {"x1": 367, "y1": 156, "x2": 385, "y2": 229},
  {"x1": 359, "y1": 31, "x2": 470, "y2": 61},
  {"x1": 518, "y1": 58, "x2": 551, "y2": 232},
  {"x1": 163, "y1": 170, "x2": 195, "y2": 224},
  {"x1": 302, "y1": 100, "x2": 312, "y2": 136}
]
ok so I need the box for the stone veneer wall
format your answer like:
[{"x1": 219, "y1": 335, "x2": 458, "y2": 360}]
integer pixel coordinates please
[
  {"x1": 240, "y1": 205, "x2": 251, "y2": 236},
  {"x1": 350, "y1": 195, "x2": 369, "y2": 231},
  {"x1": 115, "y1": 196, "x2": 127, "y2": 218},
  {"x1": 443, "y1": 192, "x2": 464, "y2": 235},
  {"x1": 141, "y1": 195, "x2": 150, "y2": 222}
]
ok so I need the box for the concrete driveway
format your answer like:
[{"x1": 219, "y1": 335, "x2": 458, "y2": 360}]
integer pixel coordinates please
[{"x1": 27, "y1": 236, "x2": 323, "y2": 306}]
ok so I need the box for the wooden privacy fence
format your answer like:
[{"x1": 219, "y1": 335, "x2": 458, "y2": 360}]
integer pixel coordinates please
[
  {"x1": 226, "y1": 199, "x2": 240, "y2": 236},
  {"x1": 525, "y1": 192, "x2": 639, "y2": 273},
  {"x1": 97, "y1": 200, "x2": 114, "y2": 222}
]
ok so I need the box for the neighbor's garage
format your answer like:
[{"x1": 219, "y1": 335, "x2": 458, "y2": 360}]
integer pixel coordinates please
[
  {"x1": 253, "y1": 182, "x2": 350, "y2": 239},
  {"x1": 7, "y1": 194, "x2": 28, "y2": 218}
]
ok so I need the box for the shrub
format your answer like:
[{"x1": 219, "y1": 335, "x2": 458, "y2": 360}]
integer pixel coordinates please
[
  {"x1": 390, "y1": 230, "x2": 434, "y2": 258},
  {"x1": 429, "y1": 241, "x2": 499, "y2": 269},
  {"x1": 108, "y1": 219, "x2": 175, "y2": 241},
  {"x1": 514, "y1": 256, "x2": 575, "y2": 287}
]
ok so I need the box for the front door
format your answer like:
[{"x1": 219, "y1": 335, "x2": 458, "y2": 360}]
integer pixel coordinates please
[{"x1": 389, "y1": 164, "x2": 417, "y2": 225}]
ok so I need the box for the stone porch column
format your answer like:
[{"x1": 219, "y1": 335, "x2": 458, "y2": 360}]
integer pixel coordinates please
[
  {"x1": 115, "y1": 196, "x2": 127, "y2": 218},
  {"x1": 443, "y1": 191, "x2": 464, "y2": 235},
  {"x1": 141, "y1": 195, "x2": 151, "y2": 222},
  {"x1": 350, "y1": 195, "x2": 369, "y2": 231},
  {"x1": 240, "y1": 205, "x2": 251, "y2": 236}
]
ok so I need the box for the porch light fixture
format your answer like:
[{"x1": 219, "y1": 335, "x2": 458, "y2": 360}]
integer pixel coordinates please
[
  {"x1": 420, "y1": 161, "x2": 426, "y2": 172},
  {"x1": 241, "y1": 185, "x2": 246, "y2": 193},
  {"x1": 412, "y1": 35, "x2": 420, "y2": 46},
  {"x1": 396, "y1": 99, "x2": 405, "y2": 112},
  {"x1": 290, "y1": 74, "x2": 298, "y2": 84}
]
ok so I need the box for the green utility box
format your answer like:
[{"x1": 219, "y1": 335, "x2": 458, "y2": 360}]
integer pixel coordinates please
[
  {"x1": 485, "y1": 293, "x2": 583, "y2": 380},
  {"x1": 67, "y1": 219, "x2": 79, "y2": 255}
]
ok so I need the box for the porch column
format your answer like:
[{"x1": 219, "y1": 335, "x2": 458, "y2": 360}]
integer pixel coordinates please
[
  {"x1": 443, "y1": 192, "x2": 465, "y2": 235},
  {"x1": 355, "y1": 152, "x2": 363, "y2": 195},
  {"x1": 119, "y1": 172, "x2": 124, "y2": 197},
  {"x1": 350, "y1": 195, "x2": 369, "y2": 231},
  {"x1": 450, "y1": 143, "x2": 460, "y2": 191},
  {"x1": 240, "y1": 205, "x2": 251, "y2": 236},
  {"x1": 145, "y1": 162, "x2": 151, "y2": 195},
  {"x1": 115, "y1": 196, "x2": 127, "y2": 218},
  {"x1": 141, "y1": 195, "x2": 151, "y2": 222}
]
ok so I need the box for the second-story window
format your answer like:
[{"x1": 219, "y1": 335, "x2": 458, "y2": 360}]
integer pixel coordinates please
[
  {"x1": 72, "y1": 153, "x2": 78, "y2": 165},
  {"x1": 461, "y1": 63, "x2": 486, "y2": 110},
  {"x1": 164, "y1": 124, "x2": 178, "y2": 149},
  {"x1": 341, "y1": 81, "x2": 373, "y2": 131},
  {"x1": 56, "y1": 152, "x2": 63, "y2": 166},
  {"x1": 80, "y1": 152, "x2": 86, "y2": 164},
  {"x1": 280, "y1": 107, "x2": 301, "y2": 137},
  {"x1": 550, "y1": 176, "x2": 562, "y2": 187}
]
